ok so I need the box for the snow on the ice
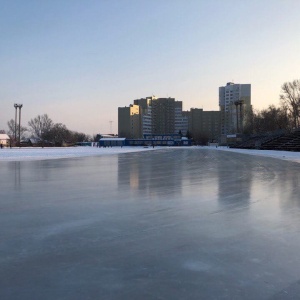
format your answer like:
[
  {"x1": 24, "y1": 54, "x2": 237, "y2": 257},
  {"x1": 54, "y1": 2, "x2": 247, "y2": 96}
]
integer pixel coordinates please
[
  {"x1": 0, "y1": 146, "x2": 158, "y2": 161},
  {"x1": 0, "y1": 146, "x2": 300, "y2": 163},
  {"x1": 212, "y1": 146, "x2": 300, "y2": 164}
]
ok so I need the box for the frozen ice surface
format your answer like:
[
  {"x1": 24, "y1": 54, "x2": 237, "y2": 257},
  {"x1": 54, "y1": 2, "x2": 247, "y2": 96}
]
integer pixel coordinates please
[{"x1": 1, "y1": 147, "x2": 300, "y2": 299}]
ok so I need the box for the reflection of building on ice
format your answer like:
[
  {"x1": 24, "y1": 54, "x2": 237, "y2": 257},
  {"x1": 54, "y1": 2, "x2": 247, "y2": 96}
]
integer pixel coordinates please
[
  {"x1": 219, "y1": 82, "x2": 251, "y2": 145},
  {"x1": 0, "y1": 134, "x2": 10, "y2": 147}
]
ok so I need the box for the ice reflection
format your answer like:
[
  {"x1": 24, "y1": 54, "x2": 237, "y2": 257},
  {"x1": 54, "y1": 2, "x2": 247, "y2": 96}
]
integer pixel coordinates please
[
  {"x1": 277, "y1": 164, "x2": 300, "y2": 209},
  {"x1": 14, "y1": 161, "x2": 21, "y2": 189},
  {"x1": 0, "y1": 161, "x2": 23, "y2": 191},
  {"x1": 180, "y1": 149, "x2": 220, "y2": 198},
  {"x1": 1, "y1": 149, "x2": 300, "y2": 299},
  {"x1": 217, "y1": 153, "x2": 252, "y2": 211},
  {"x1": 248, "y1": 159, "x2": 300, "y2": 229},
  {"x1": 0, "y1": 156, "x2": 121, "y2": 203},
  {"x1": 116, "y1": 148, "x2": 300, "y2": 219},
  {"x1": 117, "y1": 150, "x2": 184, "y2": 199}
]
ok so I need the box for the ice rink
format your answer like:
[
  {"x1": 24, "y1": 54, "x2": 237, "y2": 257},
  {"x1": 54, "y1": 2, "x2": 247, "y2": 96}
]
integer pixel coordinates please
[{"x1": 1, "y1": 147, "x2": 300, "y2": 299}]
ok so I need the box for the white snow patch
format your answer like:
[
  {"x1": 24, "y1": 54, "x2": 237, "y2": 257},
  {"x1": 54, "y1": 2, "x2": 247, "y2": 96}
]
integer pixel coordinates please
[
  {"x1": 208, "y1": 146, "x2": 300, "y2": 164},
  {"x1": 0, "y1": 146, "x2": 159, "y2": 161},
  {"x1": 0, "y1": 145, "x2": 300, "y2": 163}
]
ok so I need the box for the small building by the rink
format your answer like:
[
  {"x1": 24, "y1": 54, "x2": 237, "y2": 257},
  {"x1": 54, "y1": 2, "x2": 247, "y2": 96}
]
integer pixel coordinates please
[
  {"x1": 99, "y1": 135, "x2": 191, "y2": 147},
  {"x1": 126, "y1": 134, "x2": 191, "y2": 146},
  {"x1": 99, "y1": 138, "x2": 126, "y2": 147},
  {"x1": 0, "y1": 134, "x2": 10, "y2": 147}
]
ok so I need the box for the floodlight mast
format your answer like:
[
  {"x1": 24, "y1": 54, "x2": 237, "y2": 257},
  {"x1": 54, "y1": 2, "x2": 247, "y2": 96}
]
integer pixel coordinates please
[
  {"x1": 234, "y1": 100, "x2": 244, "y2": 134},
  {"x1": 18, "y1": 104, "x2": 23, "y2": 146},
  {"x1": 14, "y1": 104, "x2": 18, "y2": 141},
  {"x1": 13, "y1": 103, "x2": 23, "y2": 146}
]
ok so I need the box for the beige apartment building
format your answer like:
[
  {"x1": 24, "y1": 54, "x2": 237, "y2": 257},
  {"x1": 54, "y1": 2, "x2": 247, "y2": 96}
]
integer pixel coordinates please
[
  {"x1": 175, "y1": 101, "x2": 188, "y2": 136},
  {"x1": 151, "y1": 98, "x2": 175, "y2": 135},
  {"x1": 133, "y1": 96, "x2": 154, "y2": 136},
  {"x1": 189, "y1": 108, "x2": 221, "y2": 144},
  {"x1": 119, "y1": 96, "x2": 188, "y2": 138},
  {"x1": 118, "y1": 96, "x2": 221, "y2": 143},
  {"x1": 118, "y1": 105, "x2": 142, "y2": 139}
]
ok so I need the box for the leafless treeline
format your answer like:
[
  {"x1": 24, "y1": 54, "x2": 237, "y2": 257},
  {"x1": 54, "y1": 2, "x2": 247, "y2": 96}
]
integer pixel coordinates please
[
  {"x1": 244, "y1": 79, "x2": 300, "y2": 134},
  {"x1": 6, "y1": 114, "x2": 93, "y2": 145}
]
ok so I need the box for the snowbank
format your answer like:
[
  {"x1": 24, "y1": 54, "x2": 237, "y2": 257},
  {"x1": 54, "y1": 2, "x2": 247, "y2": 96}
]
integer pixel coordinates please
[
  {"x1": 0, "y1": 146, "x2": 158, "y2": 161},
  {"x1": 204, "y1": 146, "x2": 300, "y2": 164},
  {"x1": 0, "y1": 145, "x2": 300, "y2": 163}
]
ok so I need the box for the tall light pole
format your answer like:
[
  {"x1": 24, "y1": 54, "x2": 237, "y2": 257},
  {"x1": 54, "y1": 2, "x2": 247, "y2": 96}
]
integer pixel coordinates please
[
  {"x1": 234, "y1": 101, "x2": 239, "y2": 133},
  {"x1": 234, "y1": 100, "x2": 244, "y2": 134},
  {"x1": 14, "y1": 103, "x2": 18, "y2": 141},
  {"x1": 18, "y1": 104, "x2": 23, "y2": 146},
  {"x1": 13, "y1": 103, "x2": 23, "y2": 146}
]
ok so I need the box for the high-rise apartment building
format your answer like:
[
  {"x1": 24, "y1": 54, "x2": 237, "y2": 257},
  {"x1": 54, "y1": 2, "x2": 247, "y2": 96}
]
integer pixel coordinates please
[
  {"x1": 134, "y1": 96, "x2": 154, "y2": 136},
  {"x1": 151, "y1": 98, "x2": 175, "y2": 135},
  {"x1": 175, "y1": 101, "x2": 188, "y2": 136},
  {"x1": 189, "y1": 108, "x2": 220, "y2": 144},
  {"x1": 118, "y1": 104, "x2": 141, "y2": 138},
  {"x1": 219, "y1": 82, "x2": 251, "y2": 141},
  {"x1": 119, "y1": 96, "x2": 187, "y2": 137}
]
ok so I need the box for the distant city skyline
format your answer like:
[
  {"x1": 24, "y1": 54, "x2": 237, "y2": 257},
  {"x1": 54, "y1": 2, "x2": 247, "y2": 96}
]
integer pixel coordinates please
[{"x1": 1, "y1": 0, "x2": 300, "y2": 135}]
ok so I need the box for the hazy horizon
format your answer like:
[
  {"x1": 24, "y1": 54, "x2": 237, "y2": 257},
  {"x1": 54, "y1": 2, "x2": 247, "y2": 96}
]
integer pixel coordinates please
[{"x1": 1, "y1": 0, "x2": 300, "y2": 135}]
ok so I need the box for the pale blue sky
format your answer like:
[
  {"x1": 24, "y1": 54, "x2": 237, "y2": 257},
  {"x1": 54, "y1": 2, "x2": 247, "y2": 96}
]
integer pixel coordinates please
[{"x1": 1, "y1": 0, "x2": 300, "y2": 135}]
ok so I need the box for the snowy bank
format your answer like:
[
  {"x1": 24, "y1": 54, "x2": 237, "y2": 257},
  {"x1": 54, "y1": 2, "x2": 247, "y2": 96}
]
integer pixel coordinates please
[
  {"x1": 204, "y1": 146, "x2": 300, "y2": 164},
  {"x1": 1, "y1": 145, "x2": 300, "y2": 163},
  {"x1": 0, "y1": 146, "x2": 159, "y2": 162}
]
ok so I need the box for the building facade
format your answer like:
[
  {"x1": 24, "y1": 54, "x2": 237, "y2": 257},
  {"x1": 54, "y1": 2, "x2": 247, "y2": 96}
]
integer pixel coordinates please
[
  {"x1": 189, "y1": 108, "x2": 221, "y2": 144},
  {"x1": 0, "y1": 134, "x2": 10, "y2": 147},
  {"x1": 175, "y1": 101, "x2": 188, "y2": 136},
  {"x1": 219, "y1": 82, "x2": 251, "y2": 142},
  {"x1": 119, "y1": 96, "x2": 187, "y2": 137},
  {"x1": 134, "y1": 96, "x2": 154, "y2": 136},
  {"x1": 118, "y1": 95, "x2": 221, "y2": 142},
  {"x1": 118, "y1": 104, "x2": 142, "y2": 139},
  {"x1": 151, "y1": 98, "x2": 175, "y2": 135}
]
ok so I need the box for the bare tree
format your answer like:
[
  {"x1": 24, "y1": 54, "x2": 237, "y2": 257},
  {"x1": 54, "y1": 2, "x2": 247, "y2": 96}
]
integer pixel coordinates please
[
  {"x1": 7, "y1": 119, "x2": 27, "y2": 139},
  {"x1": 45, "y1": 123, "x2": 71, "y2": 146},
  {"x1": 250, "y1": 105, "x2": 289, "y2": 134},
  {"x1": 69, "y1": 131, "x2": 92, "y2": 143},
  {"x1": 280, "y1": 80, "x2": 300, "y2": 129},
  {"x1": 92, "y1": 134, "x2": 99, "y2": 142},
  {"x1": 243, "y1": 106, "x2": 254, "y2": 134},
  {"x1": 28, "y1": 114, "x2": 53, "y2": 140}
]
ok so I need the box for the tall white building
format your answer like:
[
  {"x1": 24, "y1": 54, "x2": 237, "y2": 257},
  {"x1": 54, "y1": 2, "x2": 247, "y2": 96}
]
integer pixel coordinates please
[
  {"x1": 174, "y1": 101, "x2": 188, "y2": 136},
  {"x1": 219, "y1": 82, "x2": 251, "y2": 142},
  {"x1": 134, "y1": 96, "x2": 155, "y2": 136}
]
